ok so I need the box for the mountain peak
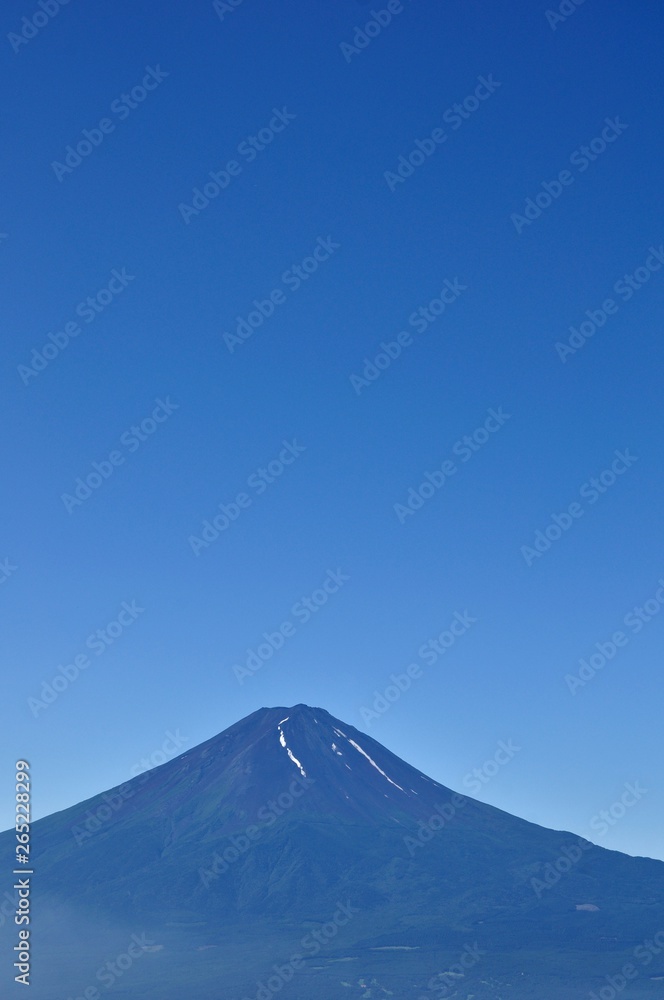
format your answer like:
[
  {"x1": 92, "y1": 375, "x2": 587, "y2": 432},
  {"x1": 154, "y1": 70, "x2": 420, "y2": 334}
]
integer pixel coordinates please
[
  {"x1": 211, "y1": 701, "x2": 449, "y2": 821},
  {"x1": 259, "y1": 702, "x2": 326, "y2": 716}
]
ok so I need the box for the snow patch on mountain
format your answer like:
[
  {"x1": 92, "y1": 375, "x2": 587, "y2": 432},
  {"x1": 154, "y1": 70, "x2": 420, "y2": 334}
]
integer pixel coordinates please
[
  {"x1": 277, "y1": 721, "x2": 306, "y2": 777},
  {"x1": 347, "y1": 738, "x2": 407, "y2": 793}
]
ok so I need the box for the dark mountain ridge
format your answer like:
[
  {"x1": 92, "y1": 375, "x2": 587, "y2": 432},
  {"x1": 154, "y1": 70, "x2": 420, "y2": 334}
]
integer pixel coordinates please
[{"x1": 2, "y1": 704, "x2": 663, "y2": 999}]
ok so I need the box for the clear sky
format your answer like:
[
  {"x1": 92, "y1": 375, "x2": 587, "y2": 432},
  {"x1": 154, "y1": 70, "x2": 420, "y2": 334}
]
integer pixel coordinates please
[{"x1": 2, "y1": 0, "x2": 663, "y2": 861}]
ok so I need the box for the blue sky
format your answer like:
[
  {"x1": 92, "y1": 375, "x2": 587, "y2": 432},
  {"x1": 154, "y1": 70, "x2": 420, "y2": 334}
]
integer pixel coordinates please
[{"x1": 2, "y1": 0, "x2": 663, "y2": 861}]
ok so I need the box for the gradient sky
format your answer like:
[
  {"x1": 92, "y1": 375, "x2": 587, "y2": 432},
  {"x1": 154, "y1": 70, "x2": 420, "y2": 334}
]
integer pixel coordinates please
[{"x1": 2, "y1": 0, "x2": 663, "y2": 862}]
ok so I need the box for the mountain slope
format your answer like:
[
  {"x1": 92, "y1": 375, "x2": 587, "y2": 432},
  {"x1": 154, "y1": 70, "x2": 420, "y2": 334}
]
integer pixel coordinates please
[{"x1": 2, "y1": 704, "x2": 663, "y2": 999}]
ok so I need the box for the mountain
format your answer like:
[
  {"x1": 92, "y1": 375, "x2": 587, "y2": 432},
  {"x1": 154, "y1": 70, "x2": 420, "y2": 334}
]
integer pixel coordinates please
[{"x1": 2, "y1": 704, "x2": 663, "y2": 999}]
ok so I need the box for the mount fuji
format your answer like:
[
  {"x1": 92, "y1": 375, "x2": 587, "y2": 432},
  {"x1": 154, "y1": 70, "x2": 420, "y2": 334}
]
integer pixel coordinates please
[{"x1": 2, "y1": 703, "x2": 663, "y2": 999}]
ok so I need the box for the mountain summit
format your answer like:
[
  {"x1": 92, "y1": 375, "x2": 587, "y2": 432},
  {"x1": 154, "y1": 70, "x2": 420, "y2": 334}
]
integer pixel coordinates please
[{"x1": 3, "y1": 704, "x2": 663, "y2": 999}]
